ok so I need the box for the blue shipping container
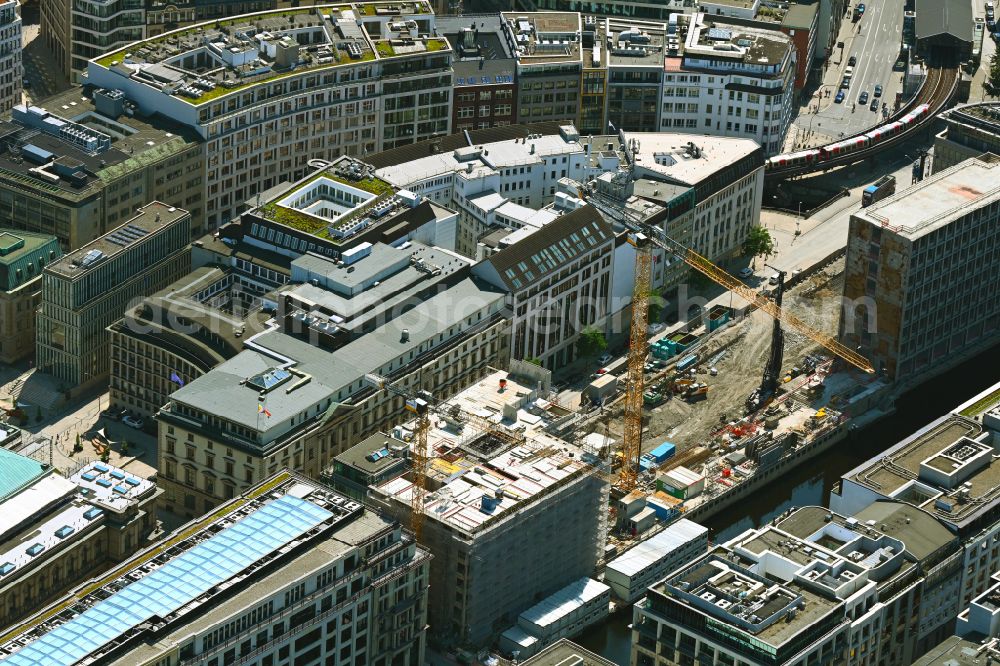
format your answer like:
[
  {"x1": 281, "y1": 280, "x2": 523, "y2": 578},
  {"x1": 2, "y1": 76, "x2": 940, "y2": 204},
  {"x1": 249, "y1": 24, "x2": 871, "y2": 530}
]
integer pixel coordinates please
[
  {"x1": 677, "y1": 354, "x2": 699, "y2": 371},
  {"x1": 649, "y1": 442, "x2": 676, "y2": 463}
]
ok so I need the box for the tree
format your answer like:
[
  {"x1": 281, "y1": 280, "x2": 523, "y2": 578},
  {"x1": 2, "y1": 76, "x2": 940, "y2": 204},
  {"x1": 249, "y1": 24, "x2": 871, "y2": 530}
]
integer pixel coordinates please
[
  {"x1": 743, "y1": 225, "x2": 775, "y2": 267},
  {"x1": 121, "y1": 440, "x2": 129, "y2": 455},
  {"x1": 100, "y1": 449, "x2": 110, "y2": 463},
  {"x1": 73, "y1": 433, "x2": 83, "y2": 454},
  {"x1": 647, "y1": 289, "x2": 666, "y2": 322},
  {"x1": 985, "y1": 51, "x2": 1000, "y2": 99},
  {"x1": 525, "y1": 357, "x2": 543, "y2": 366},
  {"x1": 576, "y1": 327, "x2": 608, "y2": 358}
]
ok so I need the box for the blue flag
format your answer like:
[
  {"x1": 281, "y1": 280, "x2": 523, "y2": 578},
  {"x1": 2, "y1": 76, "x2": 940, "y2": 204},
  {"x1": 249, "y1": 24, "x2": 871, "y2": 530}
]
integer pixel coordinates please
[{"x1": 169, "y1": 371, "x2": 185, "y2": 387}]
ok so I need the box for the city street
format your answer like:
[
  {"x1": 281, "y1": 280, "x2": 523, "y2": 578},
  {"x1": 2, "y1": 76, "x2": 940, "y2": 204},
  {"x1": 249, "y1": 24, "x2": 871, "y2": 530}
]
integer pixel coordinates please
[{"x1": 789, "y1": 0, "x2": 905, "y2": 148}]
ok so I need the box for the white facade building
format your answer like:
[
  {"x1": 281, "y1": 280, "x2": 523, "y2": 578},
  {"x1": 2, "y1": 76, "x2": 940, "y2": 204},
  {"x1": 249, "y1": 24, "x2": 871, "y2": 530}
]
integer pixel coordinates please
[
  {"x1": 605, "y1": 518, "x2": 709, "y2": 603},
  {"x1": 660, "y1": 13, "x2": 796, "y2": 155}
]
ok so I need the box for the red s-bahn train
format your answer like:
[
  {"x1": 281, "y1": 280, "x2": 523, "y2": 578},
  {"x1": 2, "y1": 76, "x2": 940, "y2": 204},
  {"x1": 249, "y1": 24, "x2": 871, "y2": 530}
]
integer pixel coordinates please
[{"x1": 765, "y1": 104, "x2": 931, "y2": 171}]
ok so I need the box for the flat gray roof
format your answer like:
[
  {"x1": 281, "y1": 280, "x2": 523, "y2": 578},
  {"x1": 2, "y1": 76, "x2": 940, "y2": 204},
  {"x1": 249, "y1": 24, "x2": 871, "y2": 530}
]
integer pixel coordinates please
[
  {"x1": 858, "y1": 157, "x2": 1000, "y2": 241},
  {"x1": 915, "y1": 0, "x2": 973, "y2": 42}
]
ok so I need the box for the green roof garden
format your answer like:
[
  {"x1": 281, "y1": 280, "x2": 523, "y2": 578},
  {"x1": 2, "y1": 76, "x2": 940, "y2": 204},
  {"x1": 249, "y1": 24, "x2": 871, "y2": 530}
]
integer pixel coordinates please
[{"x1": 259, "y1": 168, "x2": 396, "y2": 242}]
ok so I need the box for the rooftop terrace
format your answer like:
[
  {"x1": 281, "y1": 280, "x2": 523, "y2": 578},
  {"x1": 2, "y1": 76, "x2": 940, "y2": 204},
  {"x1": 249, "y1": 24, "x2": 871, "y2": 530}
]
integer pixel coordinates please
[
  {"x1": 681, "y1": 13, "x2": 792, "y2": 67},
  {"x1": 501, "y1": 12, "x2": 582, "y2": 65},
  {"x1": 90, "y1": 3, "x2": 445, "y2": 106}
]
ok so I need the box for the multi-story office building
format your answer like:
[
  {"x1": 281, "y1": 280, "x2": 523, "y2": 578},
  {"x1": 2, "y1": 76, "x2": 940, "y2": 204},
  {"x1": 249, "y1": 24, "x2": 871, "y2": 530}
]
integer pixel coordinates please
[
  {"x1": 933, "y1": 104, "x2": 1000, "y2": 174},
  {"x1": 366, "y1": 366, "x2": 608, "y2": 649},
  {"x1": 440, "y1": 16, "x2": 518, "y2": 132},
  {"x1": 155, "y1": 265, "x2": 509, "y2": 518},
  {"x1": 41, "y1": 0, "x2": 311, "y2": 83},
  {"x1": 838, "y1": 155, "x2": 1000, "y2": 381},
  {"x1": 36, "y1": 201, "x2": 191, "y2": 390},
  {"x1": 0, "y1": 470, "x2": 430, "y2": 666},
  {"x1": 633, "y1": 501, "x2": 962, "y2": 666},
  {"x1": 0, "y1": 0, "x2": 20, "y2": 115},
  {"x1": 661, "y1": 12, "x2": 796, "y2": 155},
  {"x1": 0, "y1": 91, "x2": 204, "y2": 248},
  {"x1": 602, "y1": 18, "x2": 667, "y2": 133},
  {"x1": 626, "y1": 131, "x2": 765, "y2": 261},
  {"x1": 472, "y1": 205, "x2": 615, "y2": 367},
  {"x1": 831, "y1": 409, "x2": 1000, "y2": 610},
  {"x1": 0, "y1": 230, "x2": 61, "y2": 363},
  {"x1": 108, "y1": 265, "x2": 276, "y2": 419},
  {"x1": 0, "y1": 451, "x2": 161, "y2": 631},
  {"x1": 85, "y1": 3, "x2": 454, "y2": 230},
  {"x1": 501, "y1": 13, "x2": 583, "y2": 126},
  {"x1": 373, "y1": 124, "x2": 592, "y2": 257}
]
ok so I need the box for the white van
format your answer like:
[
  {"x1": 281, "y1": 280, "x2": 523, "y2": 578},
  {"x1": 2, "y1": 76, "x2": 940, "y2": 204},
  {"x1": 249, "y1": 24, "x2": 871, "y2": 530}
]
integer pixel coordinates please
[{"x1": 844, "y1": 66, "x2": 854, "y2": 80}]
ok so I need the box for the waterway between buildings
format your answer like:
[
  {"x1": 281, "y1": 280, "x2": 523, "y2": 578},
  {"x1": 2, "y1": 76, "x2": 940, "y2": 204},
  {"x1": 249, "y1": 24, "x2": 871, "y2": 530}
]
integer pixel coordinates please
[{"x1": 576, "y1": 342, "x2": 1000, "y2": 665}]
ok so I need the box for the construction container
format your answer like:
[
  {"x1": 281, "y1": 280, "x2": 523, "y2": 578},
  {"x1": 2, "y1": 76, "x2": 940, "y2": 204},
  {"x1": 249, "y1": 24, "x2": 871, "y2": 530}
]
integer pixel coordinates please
[
  {"x1": 640, "y1": 441, "x2": 676, "y2": 471},
  {"x1": 676, "y1": 354, "x2": 699, "y2": 372},
  {"x1": 657, "y1": 465, "x2": 706, "y2": 499},
  {"x1": 646, "y1": 491, "x2": 683, "y2": 521},
  {"x1": 673, "y1": 332, "x2": 699, "y2": 352},
  {"x1": 651, "y1": 338, "x2": 677, "y2": 360},
  {"x1": 629, "y1": 506, "x2": 657, "y2": 534},
  {"x1": 706, "y1": 305, "x2": 732, "y2": 332},
  {"x1": 583, "y1": 373, "x2": 618, "y2": 405}
]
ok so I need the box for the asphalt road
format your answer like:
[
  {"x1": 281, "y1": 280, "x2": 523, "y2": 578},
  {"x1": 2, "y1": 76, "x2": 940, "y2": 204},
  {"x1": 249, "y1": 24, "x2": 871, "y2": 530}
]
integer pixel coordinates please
[{"x1": 794, "y1": 0, "x2": 904, "y2": 142}]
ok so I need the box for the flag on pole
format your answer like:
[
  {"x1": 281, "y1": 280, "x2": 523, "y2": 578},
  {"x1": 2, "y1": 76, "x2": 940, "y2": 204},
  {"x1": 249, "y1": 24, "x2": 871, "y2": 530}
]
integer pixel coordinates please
[
  {"x1": 169, "y1": 371, "x2": 185, "y2": 387},
  {"x1": 257, "y1": 402, "x2": 271, "y2": 418}
]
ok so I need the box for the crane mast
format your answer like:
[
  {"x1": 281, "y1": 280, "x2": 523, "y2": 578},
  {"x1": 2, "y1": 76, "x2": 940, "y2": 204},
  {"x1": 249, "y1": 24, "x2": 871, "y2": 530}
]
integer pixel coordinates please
[{"x1": 620, "y1": 232, "x2": 652, "y2": 492}]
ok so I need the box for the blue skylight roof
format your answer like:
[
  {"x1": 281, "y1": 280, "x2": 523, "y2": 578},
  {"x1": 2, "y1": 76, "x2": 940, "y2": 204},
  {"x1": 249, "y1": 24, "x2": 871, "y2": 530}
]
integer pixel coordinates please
[
  {"x1": 1, "y1": 494, "x2": 333, "y2": 666},
  {"x1": 246, "y1": 367, "x2": 292, "y2": 393}
]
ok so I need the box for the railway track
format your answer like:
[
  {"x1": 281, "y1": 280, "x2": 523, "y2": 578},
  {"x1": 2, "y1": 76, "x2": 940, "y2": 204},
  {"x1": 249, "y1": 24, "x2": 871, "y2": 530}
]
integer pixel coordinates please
[{"x1": 765, "y1": 63, "x2": 959, "y2": 180}]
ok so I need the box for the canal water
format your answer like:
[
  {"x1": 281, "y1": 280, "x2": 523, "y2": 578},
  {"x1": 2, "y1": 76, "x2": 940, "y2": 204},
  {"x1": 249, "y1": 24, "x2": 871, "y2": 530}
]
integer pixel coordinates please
[{"x1": 576, "y1": 343, "x2": 1000, "y2": 664}]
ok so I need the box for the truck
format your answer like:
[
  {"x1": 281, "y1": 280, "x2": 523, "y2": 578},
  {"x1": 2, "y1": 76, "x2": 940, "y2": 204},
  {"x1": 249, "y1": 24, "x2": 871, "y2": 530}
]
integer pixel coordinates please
[
  {"x1": 862, "y1": 174, "x2": 896, "y2": 206},
  {"x1": 639, "y1": 441, "x2": 676, "y2": 471}
]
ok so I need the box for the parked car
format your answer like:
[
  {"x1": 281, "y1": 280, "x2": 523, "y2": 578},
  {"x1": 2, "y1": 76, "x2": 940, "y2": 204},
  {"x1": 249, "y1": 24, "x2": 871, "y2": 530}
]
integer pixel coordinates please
[
  {"x1": 769, "y1": 274, "x2": 781, "y2": 285},
  {"x1": 848, "y1": 54, "x2": 857, "y2": 66},
  {"x1": 873, "y1": 83, "x2": 883, "y2": 97},
  {"x1": 859, "y1": 91, "x2": 869, "y2": 105},
  {"x1": 598, "y1": 353, "x2": 612, "y2": 365},
  {"x1": 101, "y1": 406, "x2": 125, "y2": 421},
  {"x1": 738, "y1": 267, "x2": 754, "y2": 278},
  {"x1": 835, "y1": 90, "x2": 846, "y2": 103},
  {"x1": 123, "y1": 415, "x2": 145, "y2": 429},
  {"x1": 647, "y1": 323, "x2": 666, "y2": 335}
]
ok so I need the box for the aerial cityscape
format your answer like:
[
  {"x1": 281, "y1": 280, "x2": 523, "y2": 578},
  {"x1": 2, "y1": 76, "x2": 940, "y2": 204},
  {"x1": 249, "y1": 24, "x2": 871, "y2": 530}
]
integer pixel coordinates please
[{"x1": 0, "y1": 0, "x2": 998, "y2": 664}]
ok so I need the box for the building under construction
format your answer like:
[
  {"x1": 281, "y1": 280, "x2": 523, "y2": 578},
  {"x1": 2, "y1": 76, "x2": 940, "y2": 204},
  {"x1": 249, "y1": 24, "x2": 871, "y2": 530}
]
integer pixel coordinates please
[{"x1": 362, "y1": 364, "x2": 609, "y2": 650}]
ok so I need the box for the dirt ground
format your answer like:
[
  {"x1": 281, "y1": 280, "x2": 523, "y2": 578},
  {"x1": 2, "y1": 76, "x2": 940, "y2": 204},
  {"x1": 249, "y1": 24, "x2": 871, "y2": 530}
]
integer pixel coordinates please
[{"x1": 603, "y1": 258, "x2": 847, "y2": 456}]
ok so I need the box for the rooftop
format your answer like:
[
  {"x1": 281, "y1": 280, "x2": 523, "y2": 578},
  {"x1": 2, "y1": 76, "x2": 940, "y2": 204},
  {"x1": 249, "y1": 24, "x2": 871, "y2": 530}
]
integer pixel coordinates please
[
  {"x1": 606, "y1": 518, "x2": 708, "y2": 577},
  {"x1": 0, "y1": 447, "x2": 47, "y2": 501},
  {"x1": 372, "y1": 368, "x2": 601, "y2": 537},
  {"x1": 333, "y1": 432, "x2": 411, "y2": 476},
  {"x1": 438, "y1": 15, "x2": 516, "y2": 82},
  {"x1": 780, "y1": 3, "x2": 818, "y2": 30},
  {"x1": 518, "y1": 577, "x2": 609, "y2": 629},
  {"x1": 90, "y1": 4, "x2": 446, "y2": 106},
  {"x1": 285, "y1": 241, "x2": 471, "y2": 334},
  {"x1": 680, "y1": 13, "x2": 793, "y2": 68},
  {"x1": 914, "y1": 0, "x2": 973, "y2": 42},
  {"x1": 624, "y1": 131, "x2": 762, "y2": 187},
  {"x1": 519, "y1": 639, "x2": 618, "y2": 666},
  {"x1": 0, "y1": 472, "x2": 364, "y2": 666},
  {"x1": 858, "y1": 156, "x2": 1000, "y2": 241},
  {"x1": 46, "y1": 201, "x2": 189, "y2": 279},
  {"x1": 602, "y1": 18, "x2": 669, "y2": 68},
  {"x1": 0, "y1": 90, "x2": 198, "y2": 200},
  {"x1": 500, "y1": 12, "x2": 583, "y2": 66},
  {"x1": 659, "y1": 553, "x2": 839, "y2": 648},
  {"x1": 841, "y1": 414, "x2": 1000, "y2": 528},
  {"x1": 375, "y1": 127, "x2": 586, "y2": 190},
  {"x1": 911, "y1": 636, "x2": 993, "y2": 665},
  {"x1": 0, "y1": 230, "x2": 60, "y2": 292},
  {"x1": 0, "y1": 461, "x2": 158, "y2": 610},
  {"x1": 166, "y1": 276, "x2": 505, "y2": 436}
]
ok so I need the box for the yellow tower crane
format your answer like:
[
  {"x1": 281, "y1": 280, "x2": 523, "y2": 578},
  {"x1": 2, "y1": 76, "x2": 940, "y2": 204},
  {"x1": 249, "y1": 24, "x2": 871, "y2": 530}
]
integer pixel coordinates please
[
  {"x1": 615, "y1": 223, "x2": 874, "y2": 493},
  {"x1": 364, "y1": 374, "x2": 432, "y2": 541}
]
